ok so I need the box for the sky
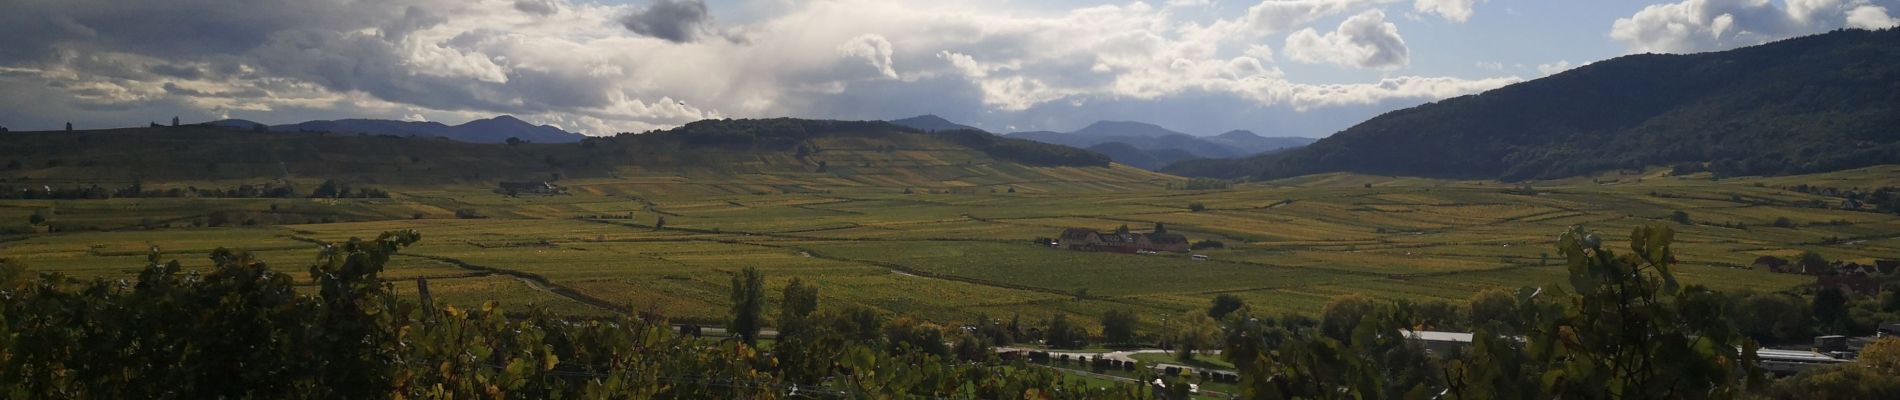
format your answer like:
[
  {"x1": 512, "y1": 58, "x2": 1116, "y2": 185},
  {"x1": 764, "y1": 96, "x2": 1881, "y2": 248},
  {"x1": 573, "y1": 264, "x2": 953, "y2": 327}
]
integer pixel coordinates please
[{"x1": 1, "y1": 0, "x2": 1896, "y2": 137}]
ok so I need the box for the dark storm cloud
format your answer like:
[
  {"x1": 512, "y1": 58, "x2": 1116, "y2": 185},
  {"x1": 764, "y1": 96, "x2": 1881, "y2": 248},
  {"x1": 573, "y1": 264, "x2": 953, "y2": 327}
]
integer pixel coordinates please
[
  {"x1": 0, "y1": 0, "x2": 637, "y2": 126},
  {"x1": 0, "y1": 0, "x2": 432, "y2": 63},
  {"x1": 162, "y1": 82, "x2": 267, "y2": 99},
  {"x1": 248, "y1": 29, "x2": 507, "y2": 112},
  {"x1": 147, "y1": 64, "x2": 204, "y2": 79},
  {"x1": 619, "y1": 0, "x2": 713, "y2": 43}
]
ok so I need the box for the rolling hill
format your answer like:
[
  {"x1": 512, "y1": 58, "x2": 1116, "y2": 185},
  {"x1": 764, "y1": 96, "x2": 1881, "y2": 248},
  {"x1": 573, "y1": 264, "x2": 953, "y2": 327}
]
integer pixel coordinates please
[
  {"x1": 0, "y1": 118, "x2": 1147, "y2": 190},
  {"x1": 1085, "y1": 142, "x2": 1203, "y2": 170},
  {"x1": 1167, "y1": 28, "x2": 1900, "y2": 181},
  {"x1": 1205, "y1": 130, "x2": 1318, "y2": 155},
  {"x1": 209, "y1": 115, "x2": 587, "y2": 144},
  {"x1": 888, "y1": 115, "x2": 983, "y2": 132}
]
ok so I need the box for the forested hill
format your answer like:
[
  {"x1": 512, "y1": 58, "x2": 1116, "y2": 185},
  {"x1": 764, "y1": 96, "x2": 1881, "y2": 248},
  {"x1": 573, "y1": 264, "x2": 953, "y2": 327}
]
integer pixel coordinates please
[
  {"x1": 0, "y1": 118, "x2": 1114, "y2": 185},
  {"x1": 627, "y1": 119, "x2": 1109, "y2": 168},
  {"x1": 1166, "y1": 28, "x2": 1900, "y2": 181}
]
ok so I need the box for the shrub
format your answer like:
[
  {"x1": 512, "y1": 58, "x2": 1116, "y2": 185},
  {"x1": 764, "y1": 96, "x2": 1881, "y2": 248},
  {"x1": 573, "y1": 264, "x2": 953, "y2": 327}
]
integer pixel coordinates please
[{"x1": 1773, "y1": 217, "x2": 1797, "y2": 228}]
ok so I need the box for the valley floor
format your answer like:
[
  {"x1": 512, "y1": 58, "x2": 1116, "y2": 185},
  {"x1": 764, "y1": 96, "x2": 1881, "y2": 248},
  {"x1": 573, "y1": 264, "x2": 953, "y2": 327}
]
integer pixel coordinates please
[{"x1": 4, "y1": 166, "x2": 1896, "y2": 328}]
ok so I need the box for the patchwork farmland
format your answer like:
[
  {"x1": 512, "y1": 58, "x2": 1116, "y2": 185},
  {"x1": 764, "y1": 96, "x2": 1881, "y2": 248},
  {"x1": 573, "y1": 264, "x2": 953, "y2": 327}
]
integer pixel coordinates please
[{"x1": 5, "y1": 164, "x2": 1896, "y2": 329}]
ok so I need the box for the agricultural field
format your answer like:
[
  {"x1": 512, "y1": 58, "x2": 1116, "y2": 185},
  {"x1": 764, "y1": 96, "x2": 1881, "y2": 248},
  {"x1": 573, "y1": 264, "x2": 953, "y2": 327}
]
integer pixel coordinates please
[{"x1": 4, "y1": 165, "x2": 1896, "y2": 330}]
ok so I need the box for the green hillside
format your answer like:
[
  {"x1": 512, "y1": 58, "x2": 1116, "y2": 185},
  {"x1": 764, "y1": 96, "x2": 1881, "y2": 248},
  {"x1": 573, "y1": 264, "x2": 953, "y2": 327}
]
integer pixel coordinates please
[{"x1": 1167, "y1": 28, "x2": 1900, "y2": 181}]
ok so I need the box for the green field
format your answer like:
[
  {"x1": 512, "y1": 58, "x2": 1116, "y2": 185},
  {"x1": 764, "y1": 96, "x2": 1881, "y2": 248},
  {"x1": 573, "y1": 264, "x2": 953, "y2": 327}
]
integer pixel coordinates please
[{"x1": 5, "y1": 163, "x2": 1896, "y2": 329}]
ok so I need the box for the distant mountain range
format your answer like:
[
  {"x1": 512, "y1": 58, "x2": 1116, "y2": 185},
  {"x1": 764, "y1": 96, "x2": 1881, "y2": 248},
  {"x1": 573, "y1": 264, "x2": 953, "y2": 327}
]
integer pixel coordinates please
[
  {"x1": 887, "y1": 117, "x2": 1314, "y2": 170},
  {"x1": 1167, "y1": 28, "x2": 1900, "y2": 181},
  {"x1": 208, "y1": 115, "x2": 586, "y2": 144}
]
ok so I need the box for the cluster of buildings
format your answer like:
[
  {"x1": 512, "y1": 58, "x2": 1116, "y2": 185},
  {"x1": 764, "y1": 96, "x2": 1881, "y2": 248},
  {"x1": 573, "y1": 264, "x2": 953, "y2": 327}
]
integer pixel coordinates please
[
  {"x1": 1752, "y1": 256, "x2": 1898, "y2": 296},
  {"x1": 1048, "y1": 227, "x2": 1190, "y2": 253}
]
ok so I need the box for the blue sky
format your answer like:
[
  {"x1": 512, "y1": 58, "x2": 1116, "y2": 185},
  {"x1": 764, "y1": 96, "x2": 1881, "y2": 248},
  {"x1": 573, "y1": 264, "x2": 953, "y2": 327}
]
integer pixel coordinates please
[{"x1": 2, "y1": 0, "x2": 1895, "y2": 137}]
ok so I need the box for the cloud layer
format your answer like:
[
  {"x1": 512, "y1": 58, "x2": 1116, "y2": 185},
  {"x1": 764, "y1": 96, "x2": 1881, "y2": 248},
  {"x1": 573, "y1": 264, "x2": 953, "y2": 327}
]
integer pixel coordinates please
[
  {"x1": 0, "y1": 0, "x2": 1526, "y2": 135},
  {"x1": 1611, "y1": 0, "x2": 1900, "y2": 53}
]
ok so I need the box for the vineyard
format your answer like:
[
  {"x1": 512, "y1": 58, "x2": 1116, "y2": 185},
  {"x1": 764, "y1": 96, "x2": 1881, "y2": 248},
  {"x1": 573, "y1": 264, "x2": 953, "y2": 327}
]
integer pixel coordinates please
[{"x1": 4, "y1": 165, "x2": 1897, "y2": 328}]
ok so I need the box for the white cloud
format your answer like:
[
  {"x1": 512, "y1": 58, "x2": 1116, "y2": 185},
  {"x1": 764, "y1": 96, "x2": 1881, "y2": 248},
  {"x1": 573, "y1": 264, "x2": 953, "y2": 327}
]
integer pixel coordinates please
[
  {"x1": 1414, "y1": 0, "x2": 1482, "y2": 23},
  {"x1": 1249, "y1": 75, "x2": 1523, "y2": 111},
  {"x1": 839, "y1": 34, "x2": 899, "y2": 79},
  {"x1": 1238, "y1": 0, "x2": 1402, "y2": 34},
  {"x1": 1611, "y1": 0, "x2": 1900, "y2": 53},
  {"x1": 1846, "y1": 4, "x2": 1900, "y2": 28},
  {"x1": 1284, "y1": 9, "x2": 1410, "y2": 69},
  {"x1": 1245, "y1": 44, "x2": 1277, "y2": 63},
  {"x1": 1536, "y1": 60, "x2": 1572, "y2": 76},
  {"x1": 1475, "y1": 61, "x2": 1503, "y2": 70}
]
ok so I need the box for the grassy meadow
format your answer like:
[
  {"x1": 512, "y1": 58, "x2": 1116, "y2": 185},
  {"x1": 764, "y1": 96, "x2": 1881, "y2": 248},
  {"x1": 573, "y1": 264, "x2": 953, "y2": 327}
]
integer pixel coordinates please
[{"x1": 4, "y1": 163, "x2": 1896, "y2": 329}]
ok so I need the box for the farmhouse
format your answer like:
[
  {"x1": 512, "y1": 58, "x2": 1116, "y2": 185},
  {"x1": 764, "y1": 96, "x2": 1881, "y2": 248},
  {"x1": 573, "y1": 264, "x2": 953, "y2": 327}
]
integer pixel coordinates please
[{"x1": 1057, "y1": 228, "x2": 1190, "y2": 253}]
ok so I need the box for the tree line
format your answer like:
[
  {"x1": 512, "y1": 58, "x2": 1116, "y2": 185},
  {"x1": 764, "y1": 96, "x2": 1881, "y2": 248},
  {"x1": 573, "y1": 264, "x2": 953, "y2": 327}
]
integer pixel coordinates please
[{"x1": 0, "y1": 179, "x2": 388, "y2": 200}]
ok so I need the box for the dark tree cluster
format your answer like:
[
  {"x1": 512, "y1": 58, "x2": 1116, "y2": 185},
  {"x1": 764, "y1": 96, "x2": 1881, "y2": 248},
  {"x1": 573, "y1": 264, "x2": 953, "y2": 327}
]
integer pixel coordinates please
[
  {"x1": 1784, "y1": 184, "x2": 1900, "y2": 212},
  {"x1": 0, "y1": 180, "x2": 391, "y2": 201},
  {"x1": 308, "y1": 179, "x2": 390, "y2": 199},
  {"x1": 0, "y1": 182, "x2": 308, "y2": 200}
]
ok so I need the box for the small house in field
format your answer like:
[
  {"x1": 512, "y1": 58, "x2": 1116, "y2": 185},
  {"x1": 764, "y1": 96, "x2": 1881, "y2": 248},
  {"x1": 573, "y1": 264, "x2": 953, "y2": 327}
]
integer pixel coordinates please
[
  {"x1": 1753, "y1": 256, "x2": 1791, "y2": 273},
  {"x1": 1058, "y1": 228, "x2": 1101, "y2": 248},
  {"x1": 1840, "y1": 198, "x2": 1864, "y2": 210}
]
